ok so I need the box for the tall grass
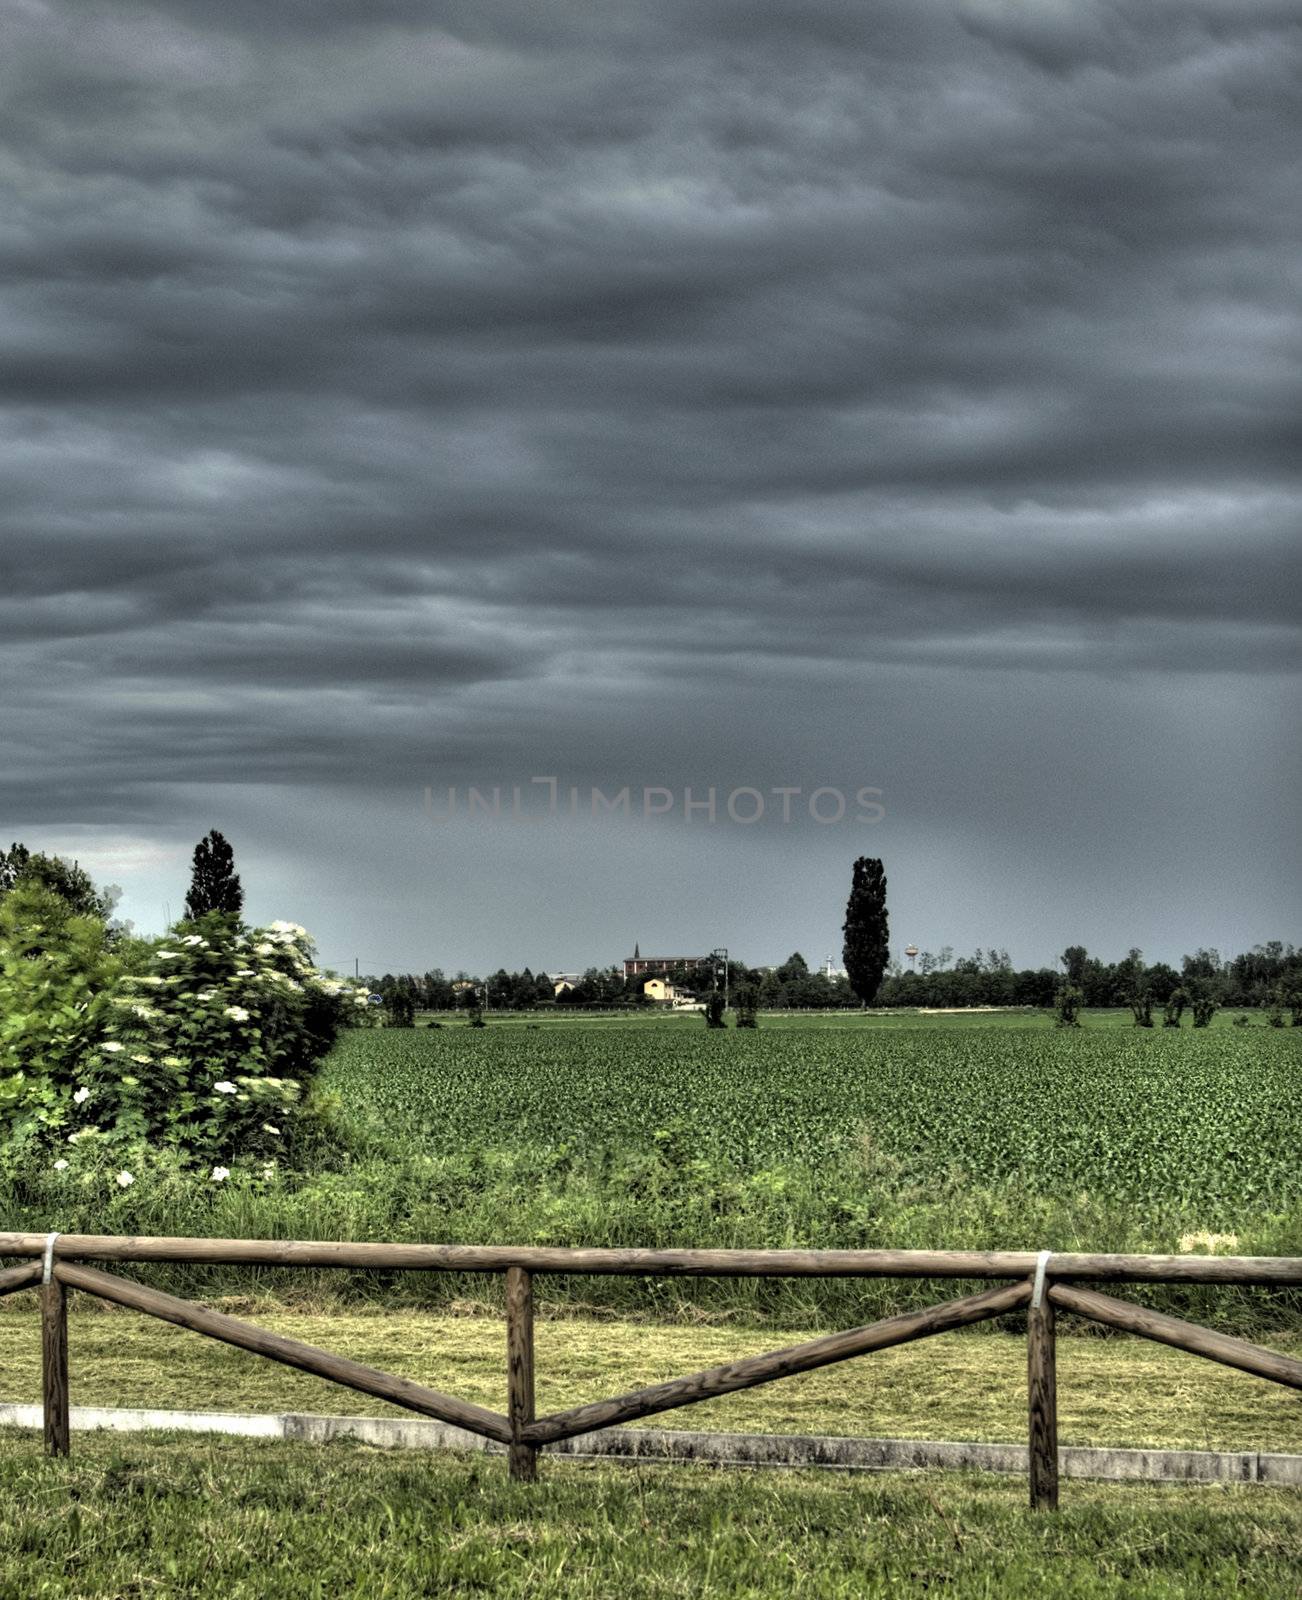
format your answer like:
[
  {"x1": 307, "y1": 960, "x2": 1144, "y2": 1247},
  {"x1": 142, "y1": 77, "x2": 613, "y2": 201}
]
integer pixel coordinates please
[{"x1": 5, "y1": 1128, "x2": 1298, "y2": 1331}]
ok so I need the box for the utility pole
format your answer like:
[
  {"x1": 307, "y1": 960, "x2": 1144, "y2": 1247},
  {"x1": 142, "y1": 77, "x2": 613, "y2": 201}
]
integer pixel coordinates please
[{"x1": 712, "y1": 947, "x2": 729, "y2": 1009}]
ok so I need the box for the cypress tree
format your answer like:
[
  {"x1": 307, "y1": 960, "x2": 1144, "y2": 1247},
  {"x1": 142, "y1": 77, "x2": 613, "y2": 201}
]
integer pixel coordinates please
[
  {"x1": 184, "y1": 830, "x2": 244, "y2": 919},
  {"x1": 842, "y1": 857, "x2": 889, "y2": 1005}
]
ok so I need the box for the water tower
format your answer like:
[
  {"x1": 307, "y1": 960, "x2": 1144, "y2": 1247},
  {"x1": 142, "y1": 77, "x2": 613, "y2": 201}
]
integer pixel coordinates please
[{"x1": 905, "y1": 944, "x2": 919, "y2": 969}]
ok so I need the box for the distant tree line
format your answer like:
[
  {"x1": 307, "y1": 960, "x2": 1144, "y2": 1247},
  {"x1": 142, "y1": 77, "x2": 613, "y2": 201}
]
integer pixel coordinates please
[
  {"x1": 365, "y1": 954, "x2": 857, "y2": 1014},
  {"x1": 368, "y1": 965, "x2": 686, "y2": 1012},
  {"x1": 367, "y1": 968, "x2": 554, "y2": 1013},
  {"x1": 877, "y1": 942, "x2": 1302, "y2": 1013},
  {"x1": 363, "y1": 941, "x2": 1300, "y2": 1018}
]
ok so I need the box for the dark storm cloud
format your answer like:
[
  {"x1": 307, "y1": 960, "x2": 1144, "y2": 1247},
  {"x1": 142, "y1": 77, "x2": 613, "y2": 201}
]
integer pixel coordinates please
[{"x1": 2, "y1": 0, "x2": 1299, "y2": 907}]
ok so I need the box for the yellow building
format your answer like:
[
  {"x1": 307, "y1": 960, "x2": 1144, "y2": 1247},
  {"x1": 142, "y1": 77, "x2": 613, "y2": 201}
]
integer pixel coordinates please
[{"x1": 643, "y1": 978, "x2": 676, "y2": 1003}]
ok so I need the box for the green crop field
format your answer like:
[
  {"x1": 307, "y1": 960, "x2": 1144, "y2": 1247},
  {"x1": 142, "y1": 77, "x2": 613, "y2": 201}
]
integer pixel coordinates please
[
  {"x1": 328, "y1": 1025, "x2": 1299, "y2": 1212},
  {"x1": 295, "y1": 1022, "x2": 1302, "y2": 1328}
]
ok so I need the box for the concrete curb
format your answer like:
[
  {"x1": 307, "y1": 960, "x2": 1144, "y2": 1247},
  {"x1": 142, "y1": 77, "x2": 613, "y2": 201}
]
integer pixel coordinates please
[{"x1": 1, "y1": 1404, "x2": 1297, "y2": 1485}]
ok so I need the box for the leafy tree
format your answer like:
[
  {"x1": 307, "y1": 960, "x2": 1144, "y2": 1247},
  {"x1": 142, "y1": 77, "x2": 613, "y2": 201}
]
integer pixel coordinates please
[
  {"x1": 1053, "y1": 983, "x2": 1083, "y2": 1027},
  {"x1": 1120, "y1": 949, "x2": 1151, "y2": 1026},
  {"x1": 1163, "y1": 988, "x2": 1187, "y2": 1027},
  {"x1": 870, "y1": 941, "x2": 1295, "y2": 1015},
  {"x1": 0, "y1": 882, "x2": 119, "y2": 1171},
  {"x1": 733, "y1": 983, "x2": 759, "y2": 1029},
  {"x1": 653, "y1": 961, "x2": 710, "y2": 1001},
  {"x1": 704, "y1": 993, "x2": 726, "y2": 1029},
  {"x1": 0, "y1": 844, "x2": 21, "y2": 896},
  {"x1": 1190, "y1": 986, "x2": 1217, "y2": 1028},
  {"x1": 1129, "y1": 990, "x2": 1153, "y2": 1027},
  {"x1": 385, "y1": 989, "x2": 416, "y2": 1028},
  {"x1": 842, "y1": 857, "x2": 889, "y2": 1005},
  {"x1": 1060, "y1": 946, "x2": 1089, "y2": 985},
  {"x1": 485, "y1": 968, "x2": 514, "y2": 1008},
  {"x1": 0, "y1": 843, "x2": 115, "y2": 921},
  {"x1": 423, "y1": 969, "x2": 456, "y2": 1010},
  {"x1": 1182, "y1": 948, "x2": 1223, "y2": 981},
  {"x1": 1143, "y1": 963, "x2": 1180, "y2": 1004},
  {"x1": 183, "y1": 830, "x2": 243, "y2": 920}
]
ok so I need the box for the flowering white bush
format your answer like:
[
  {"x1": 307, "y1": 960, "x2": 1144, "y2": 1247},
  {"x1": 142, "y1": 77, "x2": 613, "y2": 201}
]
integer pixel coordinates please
[{"x1": 62, "y1": 912, "x2": 371, "y2": 1178}]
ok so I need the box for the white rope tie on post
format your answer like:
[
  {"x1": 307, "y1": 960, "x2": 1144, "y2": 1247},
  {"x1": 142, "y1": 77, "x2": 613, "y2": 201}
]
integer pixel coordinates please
[
  {"x1": 1031, "y1": 1249, "x2": 1052, "y2": 1311},
  {"x1": 41, "y1": 1232, "x2": 60, "y2": 1287}
]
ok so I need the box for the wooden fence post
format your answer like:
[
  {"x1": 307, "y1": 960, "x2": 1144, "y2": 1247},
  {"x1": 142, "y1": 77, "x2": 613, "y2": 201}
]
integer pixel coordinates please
[
  {"x1": 506, "y1": 1266, "x2": 538, "y2": 1482},
  {"x1": 42, "y1": 1275, "x2": 70, "y2": 1457},
  {"x1": 1027, "y1": 1256, "x2": 1058, "y2": 1510}
]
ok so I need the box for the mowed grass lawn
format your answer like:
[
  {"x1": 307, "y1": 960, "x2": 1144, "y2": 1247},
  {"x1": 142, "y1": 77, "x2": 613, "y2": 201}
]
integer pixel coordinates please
[
  {"x1": 1, "y1": 1303, "x2": 1299, "y2": 1455},
  {"x1": 1, "y1": 1304, "x2": 1299, "y2": 1598},
  {"x1": 0, "y1": 1433, "x2": 1299, "y2": 1600}
]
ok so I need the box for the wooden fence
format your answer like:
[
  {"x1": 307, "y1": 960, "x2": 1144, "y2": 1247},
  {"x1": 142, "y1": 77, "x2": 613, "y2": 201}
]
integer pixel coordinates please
[{"x1": 1, "y1": 1234, "x2": 1299, "y2": 1511}]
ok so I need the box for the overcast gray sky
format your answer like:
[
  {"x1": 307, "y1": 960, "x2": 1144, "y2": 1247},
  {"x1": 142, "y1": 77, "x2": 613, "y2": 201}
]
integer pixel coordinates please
[{"x1": 2, "y1": 0, "x2": 1299, "y2": 975}]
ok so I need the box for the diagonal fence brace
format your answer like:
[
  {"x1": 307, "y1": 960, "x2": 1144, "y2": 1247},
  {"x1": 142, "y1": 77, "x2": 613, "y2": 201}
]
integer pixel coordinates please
[
  {"x1": 1049, "y1": 1283, "x2": 1302, "y2": 1391},
  {"x1": 54, "y1": 1260, "x2": 513, "y2": 1444},
  {"x1": 0, "y1": 1262, "x2": 42, "y2": 1299},
  {"x1": 524, "y1": 1278, "x2": 1032, "y2": 1446}
]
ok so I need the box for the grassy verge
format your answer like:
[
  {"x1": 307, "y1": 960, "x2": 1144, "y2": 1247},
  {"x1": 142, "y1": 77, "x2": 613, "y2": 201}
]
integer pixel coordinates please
[
  {"x1": 4, "y1": 1182, "x2": 1294, "y2": 1334},
  {"x1": 0, "y1": 1433, "x2": 1298, "y2": 1599},
  {"x1": 1, "y1": 1305, "x2": 1299, "y2": 1454},
  {"x1": 425, "y1": 1009, "x2": 1286, "y2": 1030}
]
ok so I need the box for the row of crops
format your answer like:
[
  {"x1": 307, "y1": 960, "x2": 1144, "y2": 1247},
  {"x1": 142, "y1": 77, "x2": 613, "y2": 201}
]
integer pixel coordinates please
[
  {"x1": 302, "y1": 1024, "x2": 1302, "y2": 1326},
  {"x1": 327, "y1": 1026, "x2": 1301, "y2": 1216}
]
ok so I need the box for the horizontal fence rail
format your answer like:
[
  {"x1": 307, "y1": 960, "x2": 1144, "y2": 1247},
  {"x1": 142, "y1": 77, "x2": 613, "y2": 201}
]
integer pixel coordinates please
[
  {"x1": 2, "y1": 1234, "x2": 1298, "y2": 1512},
  {"x1": 3, "y1": 1234, "x2": 1300, "y2": 1282}
]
